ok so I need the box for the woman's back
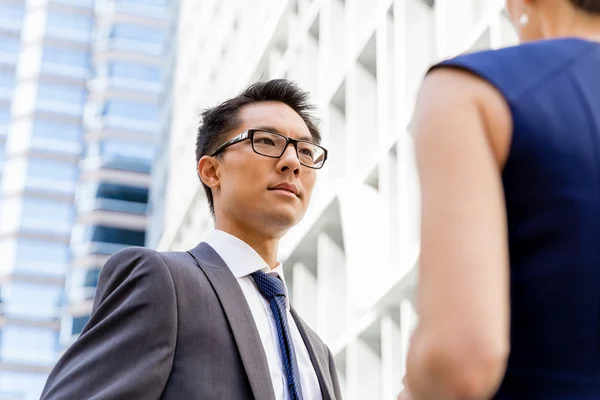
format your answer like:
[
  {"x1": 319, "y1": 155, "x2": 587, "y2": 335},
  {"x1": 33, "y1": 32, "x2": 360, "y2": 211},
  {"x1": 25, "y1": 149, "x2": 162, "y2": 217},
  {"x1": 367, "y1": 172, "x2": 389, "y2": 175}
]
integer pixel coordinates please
[{"x1": 434, "y1": 37, "x2": 600, "y2": 398}]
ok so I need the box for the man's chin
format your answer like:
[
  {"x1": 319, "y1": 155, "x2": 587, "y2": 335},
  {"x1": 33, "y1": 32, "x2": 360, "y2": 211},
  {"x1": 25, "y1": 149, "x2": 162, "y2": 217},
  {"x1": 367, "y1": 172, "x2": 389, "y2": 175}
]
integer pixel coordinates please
[{"x1": 262, "y1": 206, "x2": 304, "y2": 230}]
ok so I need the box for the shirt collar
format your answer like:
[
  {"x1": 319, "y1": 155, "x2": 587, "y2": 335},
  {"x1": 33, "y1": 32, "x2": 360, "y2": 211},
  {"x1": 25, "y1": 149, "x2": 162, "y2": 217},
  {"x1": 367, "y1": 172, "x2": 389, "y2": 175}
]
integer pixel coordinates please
[{"x1": 204, "y1": 229, "x2": 290, "y2": 309}]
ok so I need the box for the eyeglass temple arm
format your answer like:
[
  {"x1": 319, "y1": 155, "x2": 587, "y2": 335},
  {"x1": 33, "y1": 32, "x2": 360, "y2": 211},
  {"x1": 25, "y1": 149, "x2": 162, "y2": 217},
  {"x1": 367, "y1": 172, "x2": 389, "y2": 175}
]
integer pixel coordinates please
[{"x1": 210, "y1": 131, "x2": 250, "y2": 156}]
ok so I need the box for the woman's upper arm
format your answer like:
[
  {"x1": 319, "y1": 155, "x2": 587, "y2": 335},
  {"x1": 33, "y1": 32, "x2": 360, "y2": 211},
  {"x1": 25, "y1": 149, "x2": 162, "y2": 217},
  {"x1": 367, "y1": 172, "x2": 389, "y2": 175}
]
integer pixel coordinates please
[{"x1": 411, "y1": 67, "x2": 512, "y2": 361}]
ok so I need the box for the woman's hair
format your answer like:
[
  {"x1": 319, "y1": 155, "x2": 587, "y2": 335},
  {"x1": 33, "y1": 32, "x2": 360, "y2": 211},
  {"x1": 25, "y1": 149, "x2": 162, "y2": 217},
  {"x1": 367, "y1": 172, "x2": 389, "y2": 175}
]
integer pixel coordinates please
[{"x1": 569, "y1": 0, "x2": 600, "y2": 13}]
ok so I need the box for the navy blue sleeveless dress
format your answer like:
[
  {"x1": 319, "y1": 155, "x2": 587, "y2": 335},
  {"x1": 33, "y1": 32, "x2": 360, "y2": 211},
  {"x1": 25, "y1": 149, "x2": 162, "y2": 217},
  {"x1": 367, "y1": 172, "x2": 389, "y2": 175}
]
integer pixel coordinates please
[{"x1": 430, "y1": 38, "x2": 600, "y2": 399}]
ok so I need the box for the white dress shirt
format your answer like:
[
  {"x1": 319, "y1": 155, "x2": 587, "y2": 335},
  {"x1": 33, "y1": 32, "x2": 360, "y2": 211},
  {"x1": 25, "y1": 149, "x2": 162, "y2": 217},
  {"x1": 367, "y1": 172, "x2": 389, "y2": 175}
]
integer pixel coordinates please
[{"x1": 204, "y1": 229, "x2": 322, "y2": 400}]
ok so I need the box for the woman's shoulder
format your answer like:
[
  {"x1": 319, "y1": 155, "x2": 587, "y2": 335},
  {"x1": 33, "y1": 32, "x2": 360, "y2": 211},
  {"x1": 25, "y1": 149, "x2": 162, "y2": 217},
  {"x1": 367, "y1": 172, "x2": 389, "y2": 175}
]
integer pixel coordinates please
[
  {"x1": 439, "y1": 37, "x2": 591, "y2": 66},
  {"x1": 428, "y1": 38, "x2": 594, "y2": 102}
]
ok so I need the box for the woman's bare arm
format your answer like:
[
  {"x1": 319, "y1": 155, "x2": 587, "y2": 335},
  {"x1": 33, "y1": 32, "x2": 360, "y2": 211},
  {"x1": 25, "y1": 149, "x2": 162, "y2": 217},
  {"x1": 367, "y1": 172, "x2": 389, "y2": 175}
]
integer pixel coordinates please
[{"x1": 403, "y1": 67, "x2": 512, "y2": 400}]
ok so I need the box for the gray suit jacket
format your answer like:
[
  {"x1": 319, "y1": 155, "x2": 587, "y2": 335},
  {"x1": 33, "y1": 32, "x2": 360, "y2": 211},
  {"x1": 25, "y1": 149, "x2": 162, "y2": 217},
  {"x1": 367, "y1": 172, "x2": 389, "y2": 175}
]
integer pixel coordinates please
[{"x1": 41, "y1": 242, "x2": 341, "y2": 400}]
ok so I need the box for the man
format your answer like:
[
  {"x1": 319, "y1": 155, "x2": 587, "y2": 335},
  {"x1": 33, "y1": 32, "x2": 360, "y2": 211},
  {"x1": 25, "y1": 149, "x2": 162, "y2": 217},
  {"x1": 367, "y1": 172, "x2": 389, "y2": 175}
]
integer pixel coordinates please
[{"x1": 41, "y1": 79, "x2": 341, "y2": 400}]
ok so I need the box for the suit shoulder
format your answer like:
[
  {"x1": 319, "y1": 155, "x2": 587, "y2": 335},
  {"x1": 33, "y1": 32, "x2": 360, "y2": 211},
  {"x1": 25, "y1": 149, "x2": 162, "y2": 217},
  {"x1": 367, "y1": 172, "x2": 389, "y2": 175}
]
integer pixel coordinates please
[
  {"x1": 104, "y1": 246, "x2": 165, "y2": 270},
  {"x1": 100, "y1": 247, "x2": 176, "y2": 289},
  {"x1": 92, "y1": 247, "x2": 178, "y2": 314}
]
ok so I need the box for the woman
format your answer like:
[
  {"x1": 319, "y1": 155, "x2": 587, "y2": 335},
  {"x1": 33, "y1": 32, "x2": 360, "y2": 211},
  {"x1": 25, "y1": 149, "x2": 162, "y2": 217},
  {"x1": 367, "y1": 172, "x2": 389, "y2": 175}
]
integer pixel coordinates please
[{"x1": 401, "y1": 0, "x2": 600, "y2": 399}]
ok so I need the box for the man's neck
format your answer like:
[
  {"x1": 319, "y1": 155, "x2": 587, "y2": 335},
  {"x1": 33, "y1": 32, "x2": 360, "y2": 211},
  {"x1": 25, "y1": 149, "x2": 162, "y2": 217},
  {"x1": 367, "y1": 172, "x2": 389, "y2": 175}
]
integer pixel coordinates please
[{"x1": 214, "y1": 221, "x2": 281, "y2": 269}]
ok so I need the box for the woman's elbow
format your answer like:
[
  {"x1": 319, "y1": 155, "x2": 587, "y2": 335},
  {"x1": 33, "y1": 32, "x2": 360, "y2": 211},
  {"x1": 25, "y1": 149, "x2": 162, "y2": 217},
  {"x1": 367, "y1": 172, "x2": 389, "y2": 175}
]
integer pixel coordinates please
[
  {"x1": 449, "y1": 346, "x2": 509, "y2": 398},
  {"x1": 425, "y1": 338, "x2": 509, "y2": 399}
]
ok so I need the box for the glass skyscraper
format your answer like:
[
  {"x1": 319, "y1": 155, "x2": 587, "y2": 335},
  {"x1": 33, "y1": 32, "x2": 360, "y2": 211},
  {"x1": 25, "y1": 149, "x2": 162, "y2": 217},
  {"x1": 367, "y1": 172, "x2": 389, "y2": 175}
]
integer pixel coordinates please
[{"x1": 0, "y1": 0, "x2": 177, "y2": 399}]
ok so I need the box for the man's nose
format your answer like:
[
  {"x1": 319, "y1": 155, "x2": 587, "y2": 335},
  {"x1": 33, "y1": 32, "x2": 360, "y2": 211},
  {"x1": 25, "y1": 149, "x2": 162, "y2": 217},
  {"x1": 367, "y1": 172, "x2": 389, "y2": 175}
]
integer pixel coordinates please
[{"x1": 278, "y1": 144, "x2": 301, "y2": 173}]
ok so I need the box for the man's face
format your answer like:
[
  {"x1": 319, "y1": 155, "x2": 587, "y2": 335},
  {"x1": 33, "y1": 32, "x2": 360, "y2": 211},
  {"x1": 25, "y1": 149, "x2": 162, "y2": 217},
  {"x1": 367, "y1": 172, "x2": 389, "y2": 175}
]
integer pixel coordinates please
[{"x1": 208, "y1": 101, "x2": 318, "y2": 236}]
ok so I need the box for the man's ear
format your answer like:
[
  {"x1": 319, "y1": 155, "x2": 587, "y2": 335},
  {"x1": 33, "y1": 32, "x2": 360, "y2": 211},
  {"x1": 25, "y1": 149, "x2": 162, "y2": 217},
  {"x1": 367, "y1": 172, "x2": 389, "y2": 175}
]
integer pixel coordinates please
[{"x1": 198, "y1": 155, "x2": 220, "y2": 190}]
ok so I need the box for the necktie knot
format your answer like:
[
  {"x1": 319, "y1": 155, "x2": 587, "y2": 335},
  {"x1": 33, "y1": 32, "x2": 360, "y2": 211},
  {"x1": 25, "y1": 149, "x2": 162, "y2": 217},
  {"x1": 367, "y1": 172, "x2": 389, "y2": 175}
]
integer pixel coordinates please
[{"x1": 250, "y1": 270, "x2": 286, "y2": 300}]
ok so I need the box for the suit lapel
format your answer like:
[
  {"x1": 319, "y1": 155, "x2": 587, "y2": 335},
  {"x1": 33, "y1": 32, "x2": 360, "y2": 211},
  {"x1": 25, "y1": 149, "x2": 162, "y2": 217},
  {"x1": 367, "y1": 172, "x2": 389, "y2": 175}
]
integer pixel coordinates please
[
  {"x1": 188, "y1": 242, "x2": 275, "y2": 400},
  {"x1": 291, "y1": 308, "x2": 335, "y2": 400}
]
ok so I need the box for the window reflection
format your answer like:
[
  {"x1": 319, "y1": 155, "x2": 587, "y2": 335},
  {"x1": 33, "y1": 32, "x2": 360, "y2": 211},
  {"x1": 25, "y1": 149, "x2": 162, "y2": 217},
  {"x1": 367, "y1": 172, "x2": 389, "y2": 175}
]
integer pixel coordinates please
[
  {"x1": 71, "y1": 268, "x2": 100, "y2": 290},
  {"x1": 38, "y1": 83, "x2": 87, "y2": 105},
  {"x1": 96, "y1": 182, "x2": 149, "y2": 203},
  {"x1": 107, "y1": 60, "x2": 161, "y2": 81},
  {"x1": 84, "y1": 225, "x2": 145, "y2": 246},
  {"x1": 27, "y1": 158, "x2": 78, "y2": 182},
  {"x1": 42, "y1": 46, "x2": 90, "y2": 69},
  {"x1": 21, "y1": 197, "x2": 74, "y2": 234},
  {"x1": 71, "y1": 315, "x2": 90, "y2": 336},
  {"x1": 32, "y1": 120, "x2": 82, "y2": 142},
  {"x1": 15, "y1": 239, "x2": 69, "y2": 275},
  {"x1": 102, "y1": 100, "x2": 159, "y2": 121},
  {"x1": 0, "y1": 70, "x2": 15, "y2": 89},
  {"x1": 0, "y1": 37, "x2": 19, "y2": 54},
  {"x1": 0, "y1": 371, "x2": 48, "y2": 400},
  {"x1": 119, "y1": 0, "x2": 169, "y2": 5},
  {"x1": 0, "y1": 3, "x2": 25, "y2": 20},
  {"x1": 0, "y1": 326, "x2": 58, "y2": 363},
  {"x1": 92, "y1": 139, "x2": 154, "y2": 161},
  {"x1": 110, "y1": 23, "x2": 164, "y2": 43},
  {"x1": 0, "y1": 109, "x2": 9, "y2": 124},
  {"x1": 2, "y1": 282, "x2": 62, "y2": 319},
  {"x1": 47, "y1": 11, "x2": 93, "y2": 33}
]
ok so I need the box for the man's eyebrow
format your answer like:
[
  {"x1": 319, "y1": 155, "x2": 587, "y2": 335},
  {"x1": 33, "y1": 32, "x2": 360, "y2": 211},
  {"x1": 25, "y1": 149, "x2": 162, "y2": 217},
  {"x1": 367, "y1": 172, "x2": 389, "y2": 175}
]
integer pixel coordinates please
[
  {"x1": 254, "y1": 125, "x2": 313, "y2": 142},
  {"x1": 254, "y1": 125, "x2": 281, "y2": 133}
]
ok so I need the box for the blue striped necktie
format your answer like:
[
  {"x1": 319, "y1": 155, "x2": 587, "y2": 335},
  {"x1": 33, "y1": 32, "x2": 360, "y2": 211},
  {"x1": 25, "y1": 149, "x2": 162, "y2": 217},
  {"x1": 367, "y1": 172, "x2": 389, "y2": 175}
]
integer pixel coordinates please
[{"x1": 251, "y1": 270, "x2": 303, "y2": 400}]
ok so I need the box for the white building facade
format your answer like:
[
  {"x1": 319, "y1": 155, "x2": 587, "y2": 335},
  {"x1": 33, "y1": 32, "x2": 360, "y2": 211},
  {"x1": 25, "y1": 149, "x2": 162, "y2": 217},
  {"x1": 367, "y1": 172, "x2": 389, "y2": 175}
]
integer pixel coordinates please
[{"x1": 157, "y1": 0, "x2": 517, "y2": 398}]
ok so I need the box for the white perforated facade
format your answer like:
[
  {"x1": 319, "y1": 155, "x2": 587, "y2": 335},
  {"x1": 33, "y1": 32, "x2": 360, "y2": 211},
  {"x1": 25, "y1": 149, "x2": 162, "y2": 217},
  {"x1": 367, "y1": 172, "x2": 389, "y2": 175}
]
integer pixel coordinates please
[{"x1": 156, "y1": 0, "x2": 518, "y2": 398}]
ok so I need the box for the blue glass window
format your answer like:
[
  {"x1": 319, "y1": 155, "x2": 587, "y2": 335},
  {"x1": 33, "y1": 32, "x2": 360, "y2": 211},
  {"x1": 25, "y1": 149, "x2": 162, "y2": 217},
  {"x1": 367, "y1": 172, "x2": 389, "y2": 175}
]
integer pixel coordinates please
[
  {"x1": 100, "y1": 139, "x2": 154, "y2": 161},
  {"x1": 118, "y1": 0, "x2": 168, "y2": 5},
  {"x1": 21, "y1": 197, "x2": 74, "y2": 233},
  {"x1": 72, "y1": 315, "x2": 90, "y2": 335},
  {"x1": 0, "y1": 3, "x2": 25, "y2": 19},
  {"x1": 103, "y1": 100, "x2": 158, "y2": 121},
  {"x1": 110, "y1": 23, "x2": 164, "y2": 43},
  {"x1": 0, "y1": 109, "x2": 9, "y2": 139},
  {"x1": 0, "y1": 70, "x2": 14, "y2": 89},
  {"x1": 86, "y1": 225, "x2": 145, "y2": 246},
  {"x1": 47, "y1": 11, "x2": 93, "y2": 32},
  {"x1": 2, "y1": 282, "x2": 62, "y2": 319},
  {"x1": 0, "y1": 109, "x2": 9, "y2": 124},
  {"x1": 72, "y1": 268, "x2": 101, "y2": 289},
  {"x1": 83, "y1": 268, "x2": 100, "y2": 287},
  {"x1": 15, "y1": 239, "x2": 69, "y2": 275},
  {"x1": 0, "y1": 37, "x2": 19, "y2": 54},
  {"x1": 0, "y1": 371, "x2": 48, "y2": 400},
  {"x1": 32, "y1": 120, "x2": 82, "y2": 142},
  {"x1": 38, "y1": 83, "x2": 86, "y2": 105},
  {"x1": 27, "y1": 158, "x2": 78, "y2": 182},
  {"x1": 69, "y1": 268, "x2": 98, "y2": 289},
  {"x1": 42, "y1": 46, "x2": 90, "y2": 69},
  {"x1": 108, "y1": 60, "x2": 161, "y2": 81},
  {"x1": 22, "y1": 197, "x2": 74, "y2": 221},
  {"x1": 0, "y1": 326, "x2": 58, "y2": 363},
  {"x1": 97, "y1": 182, "x2": 148, "y2": 203}
]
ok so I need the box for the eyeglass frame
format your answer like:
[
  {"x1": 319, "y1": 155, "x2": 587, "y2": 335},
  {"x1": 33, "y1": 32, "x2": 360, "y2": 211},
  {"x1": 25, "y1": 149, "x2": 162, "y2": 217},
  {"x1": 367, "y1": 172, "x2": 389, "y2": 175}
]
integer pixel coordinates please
[{"x1": 209, "y1": 129, "x2": 328, "y2": 169}]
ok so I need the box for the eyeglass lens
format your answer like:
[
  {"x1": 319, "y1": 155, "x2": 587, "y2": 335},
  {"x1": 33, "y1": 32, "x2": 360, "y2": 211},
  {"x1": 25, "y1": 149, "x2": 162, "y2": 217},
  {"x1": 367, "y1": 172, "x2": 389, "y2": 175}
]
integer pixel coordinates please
[{"x1": 252, "y1": 131, "x2": 325, "y2": 168}]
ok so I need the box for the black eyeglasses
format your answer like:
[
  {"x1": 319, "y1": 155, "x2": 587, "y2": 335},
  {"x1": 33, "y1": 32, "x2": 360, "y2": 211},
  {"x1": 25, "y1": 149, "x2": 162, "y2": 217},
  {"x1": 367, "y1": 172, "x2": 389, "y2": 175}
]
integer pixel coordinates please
[{"x1": 210, "y1": 129, "x2": 328, "y2": 169}]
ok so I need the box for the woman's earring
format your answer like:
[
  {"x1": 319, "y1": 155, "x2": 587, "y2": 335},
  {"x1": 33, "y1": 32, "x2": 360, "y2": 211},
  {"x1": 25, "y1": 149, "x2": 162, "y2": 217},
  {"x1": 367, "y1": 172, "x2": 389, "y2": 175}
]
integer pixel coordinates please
[{"x1": 519, "y1": 13, "x2": 529, "y2": 26}]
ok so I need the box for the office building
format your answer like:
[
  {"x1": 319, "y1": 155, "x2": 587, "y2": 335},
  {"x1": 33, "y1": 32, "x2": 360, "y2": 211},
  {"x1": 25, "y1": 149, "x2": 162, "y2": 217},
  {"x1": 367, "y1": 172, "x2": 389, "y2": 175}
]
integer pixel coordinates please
[
  {"x1": 0, "y1": 0, "x2": 176, "y2": 398},
  {"x1": 0, "y1": 0, "x2": 92, "y2": 398},
  {"x1": 156, "y1": 0, "x2": 518, "y2": 399}
]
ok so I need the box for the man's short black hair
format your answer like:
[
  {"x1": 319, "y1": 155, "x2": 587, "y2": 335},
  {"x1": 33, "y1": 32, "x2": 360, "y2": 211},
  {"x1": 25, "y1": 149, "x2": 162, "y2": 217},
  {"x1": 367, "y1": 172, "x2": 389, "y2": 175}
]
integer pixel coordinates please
[{"x1": 195, "y1": 78, "x2": 321, "y2": 218}]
